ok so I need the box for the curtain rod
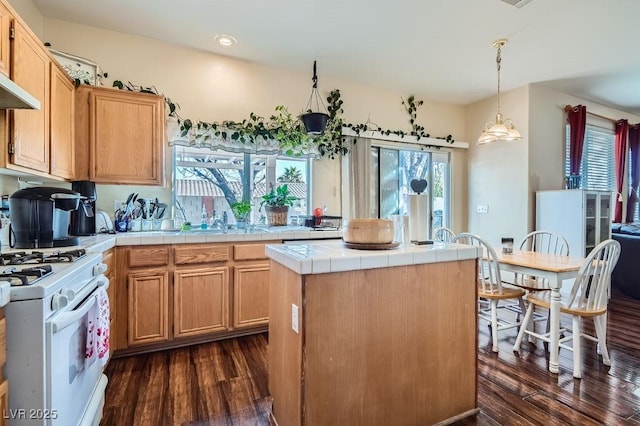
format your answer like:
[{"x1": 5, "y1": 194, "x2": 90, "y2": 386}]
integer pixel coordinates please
[{"x1": 564, "y1": 104, "x2": 640, "y2": 127}]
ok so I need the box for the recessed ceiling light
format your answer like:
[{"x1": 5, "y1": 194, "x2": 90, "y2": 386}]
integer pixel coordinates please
[{"x1": 215, "y1": 34, "x2": 237, "y2": 47}]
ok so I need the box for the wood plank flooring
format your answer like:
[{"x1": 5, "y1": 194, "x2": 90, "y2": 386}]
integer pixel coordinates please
[{"x1": 102, "y1": 289, "x2": 640, "y2": 425}]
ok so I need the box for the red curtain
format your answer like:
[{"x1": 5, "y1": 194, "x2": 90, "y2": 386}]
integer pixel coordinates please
[
  {"x1": 614, "y1": 120, "x2": 629, "y2": 223},
  {"x1": 568, "y1": 105, "x2": 587, "y2": 176},
  {"x1": 627, "y1": 124, "x2": 640, "y2": 223}
]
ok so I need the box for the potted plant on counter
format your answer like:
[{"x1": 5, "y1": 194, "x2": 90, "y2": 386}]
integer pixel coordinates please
[
  {"x1": 230, "y1": 200, "x2": 252, "y2": 229},
  {"x1": 260, "y1": 184, "x2": 297, "y2": 226}
]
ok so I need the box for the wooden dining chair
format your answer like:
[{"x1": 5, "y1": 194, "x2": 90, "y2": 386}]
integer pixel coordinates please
[
  {"x1": 515, "y1": 230, "x2": 570, "y2": 291},
  {"x1": 453, "y1": 233, "x2": 525, "y2": 352},
  {"x1": 433, "y1": 227, "x2": 456, "y2": 242},
  {"x1": 506, "y1": 231, "x2": 571, "y2": 329},
  {"x1": 513, "y1": 239, "x2": 621, "y2": 378}
]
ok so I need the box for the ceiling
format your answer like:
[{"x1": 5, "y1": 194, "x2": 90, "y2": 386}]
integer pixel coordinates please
[{"x1": 31, "y1": 0, "x2": 640, "y2": 115}]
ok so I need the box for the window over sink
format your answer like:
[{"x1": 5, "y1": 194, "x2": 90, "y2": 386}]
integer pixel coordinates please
[{"x1": 172, "y1": 146, "x2": 310, "y2": 227}]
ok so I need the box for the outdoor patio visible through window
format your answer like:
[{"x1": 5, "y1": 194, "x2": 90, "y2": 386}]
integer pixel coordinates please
[{"x1": 173, "y1": 146, "x2": 310, "y2": 227}]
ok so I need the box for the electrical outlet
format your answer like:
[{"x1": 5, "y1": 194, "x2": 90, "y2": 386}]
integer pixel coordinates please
[
  {"x1": 476, "y1": 204, "x2": 489, "y2": 214},
  {"x1": 291, "y1": 303, "x2": 299, "y2": 334}
]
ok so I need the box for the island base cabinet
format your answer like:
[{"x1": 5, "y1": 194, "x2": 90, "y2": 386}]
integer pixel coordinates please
[
  {"x1": 174, "y1": 267, "x2": 230, "y2": 338},
  {"x1": 269, "y1": 259, "x2": 478, "y2": 426}
]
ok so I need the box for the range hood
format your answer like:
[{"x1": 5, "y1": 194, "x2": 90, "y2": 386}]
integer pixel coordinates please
[{"x1": 0, "y1": 72, "x2": 40, "y2": 110}]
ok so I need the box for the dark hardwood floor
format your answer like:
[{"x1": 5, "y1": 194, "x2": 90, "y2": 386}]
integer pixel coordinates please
[{"x1": 102, "y1": 289, "x2": 640, "y2": 425}]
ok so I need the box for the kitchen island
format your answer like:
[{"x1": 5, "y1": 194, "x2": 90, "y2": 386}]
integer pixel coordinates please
[{"x1": 266, "y1": 241, "x2": 481, "y2": 426}]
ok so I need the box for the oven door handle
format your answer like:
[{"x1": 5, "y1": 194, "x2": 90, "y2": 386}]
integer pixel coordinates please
[{"x1": 50, "y1": 293, "x2": 97, "y2": 333}]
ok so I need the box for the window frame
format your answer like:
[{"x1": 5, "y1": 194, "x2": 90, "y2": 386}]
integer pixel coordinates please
[{"x1": 172, "y1": 146, "x2": 312, "y2": 225}]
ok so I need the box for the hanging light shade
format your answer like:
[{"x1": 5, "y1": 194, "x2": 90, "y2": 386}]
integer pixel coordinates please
[
  {"x1": 478, "y1": 39, "x2": 522, "y2": 145},
  {"x1": 301, "y1": 60, "x2": 330, "y2": 135}
]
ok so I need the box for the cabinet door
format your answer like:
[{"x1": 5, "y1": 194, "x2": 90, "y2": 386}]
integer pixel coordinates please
[
  {"x1": 0, "y1": 2, "x2": 12, "y2": 77},
  {"x1": 233, "y1": 262, "x2": 270, "y2": 329},
  {"x1": 598, "y1": 193, "x2": 612, "y2": 245},
  {"x1": 127, "y1": 270, "x2": 169, "y2": 346},
  {"x1": 89, "y1": 88, "x2": 164, "y2": 185},
  {"x1": 174, "y1": 266, "x2": 229, "y2": 338},
  {"x1": 10, "y1": 21, "x2": 49, "y2": 172},
  {"x1": 103, "y1": 248, "x2": 116, "y2": 355},
  {"x1": 50, "y1": 63, "x2": 75, "y2": 179}
]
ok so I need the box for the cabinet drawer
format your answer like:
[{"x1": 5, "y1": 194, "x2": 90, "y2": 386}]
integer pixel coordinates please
[
  {"x1": 174, "y1": 244, "x2": 230, "y2": 265},
  {"x1": 103, "y1": 248, "x2": 115, "y2": 273},
  {"x1": 127, "y1": 246, "x2": 169, "y2": 267},
  {"x1": 234, "y1": 243, "x2": 269, "y2": 261}
]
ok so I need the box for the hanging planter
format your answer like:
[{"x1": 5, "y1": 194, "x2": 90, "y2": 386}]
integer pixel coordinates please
[
  {"x1": 301, "y1": 111, "x2": 330, "y2": 135},
  {"x1": 301, "y1": 60, "x2": 330, "y2": 135}
]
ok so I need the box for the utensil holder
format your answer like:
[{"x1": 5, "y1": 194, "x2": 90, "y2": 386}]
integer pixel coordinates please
[{"x1": 115, "y1": 219, "x2": 128, "y2": 232}]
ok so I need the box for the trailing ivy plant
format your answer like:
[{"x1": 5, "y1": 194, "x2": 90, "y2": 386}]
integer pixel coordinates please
[
  {"x1": 317, "y1": 89, "x2": 348, "y2": 159},
  {"x1": 111, "y1": 80, "x2": 455, "y2": 158}
]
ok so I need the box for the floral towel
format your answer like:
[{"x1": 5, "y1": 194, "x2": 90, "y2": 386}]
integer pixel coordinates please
[{"x1": 85, "y1": 287, "x2": 110, "y2": 366}]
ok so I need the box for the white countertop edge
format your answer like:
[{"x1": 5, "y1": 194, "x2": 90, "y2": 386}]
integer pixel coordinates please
[
  {"x1": 66, "y1": 227, "x2": 342, "y2": 254},
  {"x1": 265, "y1": 241, "x2": 482, "y2": 274}
]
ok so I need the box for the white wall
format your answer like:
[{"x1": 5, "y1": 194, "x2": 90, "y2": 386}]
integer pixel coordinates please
[
  {"x1": 7, "y1": 0, "x2": 43, "y2": 38},
  {"x1": 466, "y1": 86, "x2": 530, "y2": 248},
  {"x1": 465, "y1": 83, "x2": 640, "y2": 249},
  {"x1": 529, "y1": 83, "x2": 640, "y2": 193},
  {"x1": 34, "y1": 18, "x2": 467, "y2": 219}
]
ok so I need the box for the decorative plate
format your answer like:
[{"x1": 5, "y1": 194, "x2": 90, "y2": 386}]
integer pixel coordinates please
[{"x1": 342, "y1": 241, "x2": 400, "y2": 250}]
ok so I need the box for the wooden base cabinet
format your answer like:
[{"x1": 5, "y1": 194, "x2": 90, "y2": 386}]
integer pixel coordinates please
[
  {"x1": 233, "y1": 262, "x2": 270, "y2": 329},
  {"x1": 127, "y1": 269, "x2": 169, "y2": 346},
  {"x1": 113, "y1": 242, "x2": 275, "y2": 356},
  {"x1": 174, "y1": 267, "x2": 230, "y2": 338},
  {"x1": 103, "y1": 248, "x2": 117, "y2": 355}
]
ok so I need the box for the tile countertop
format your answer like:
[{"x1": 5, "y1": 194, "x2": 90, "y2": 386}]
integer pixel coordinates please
[
  {"x1": 265, "y1": 240, "x2": 482, "y2": 275},
  {"x1": 0, "y1": 227, "x2": 342, "y2": 255}
]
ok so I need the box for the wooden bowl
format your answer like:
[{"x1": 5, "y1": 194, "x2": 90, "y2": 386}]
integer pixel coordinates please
[{"x1": 343, "y1": 218, "x2": 394, "y2": 244}]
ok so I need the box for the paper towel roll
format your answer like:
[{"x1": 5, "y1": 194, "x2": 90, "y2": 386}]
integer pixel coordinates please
[{"x1": 408, "y1": 194, "x2": 429, "y2": 242}]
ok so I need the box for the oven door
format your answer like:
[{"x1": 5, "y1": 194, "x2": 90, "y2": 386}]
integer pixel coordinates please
[{"x1": 45, "y1": 275, "x2": 109, "y2": 426}]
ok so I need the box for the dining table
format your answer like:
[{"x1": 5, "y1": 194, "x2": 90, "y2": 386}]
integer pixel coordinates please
[{"x1": 496, "y1": 249, "x2": 585, "y2": 374}]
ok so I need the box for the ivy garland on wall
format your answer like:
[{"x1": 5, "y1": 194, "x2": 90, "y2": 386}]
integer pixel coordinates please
[{"x1": 112, "y1": 81, "x2": 454, "y2": 159}]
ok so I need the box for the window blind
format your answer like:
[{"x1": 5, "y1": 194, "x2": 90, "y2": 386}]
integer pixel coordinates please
[{"x1": 565, "y1": 124, "x2": 615, "y2": 191}]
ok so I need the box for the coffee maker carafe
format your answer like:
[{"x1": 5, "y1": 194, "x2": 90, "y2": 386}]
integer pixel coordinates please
[
  {"x1": 70, "y1": 181, "x2": 96, "y2": 236},
  {"x1": 9, "y1": 187, "x2": 81, "y2": 248}
]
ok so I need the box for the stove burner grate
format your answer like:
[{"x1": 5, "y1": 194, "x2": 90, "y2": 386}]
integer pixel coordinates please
[
  {"x1": 0, "y1": 249, "x2": 86, "y2": 266},
  {"x1": 1, "y1": 265, "x2": 53, "y2": 286}
]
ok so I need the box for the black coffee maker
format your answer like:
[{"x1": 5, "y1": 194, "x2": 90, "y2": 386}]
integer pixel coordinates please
[
  {"x1": 9, "y1": 187, "x2": 81, "y2": 248},
  {"x1": 70, "y1": 181, "x2": 96, "y2": 236}
]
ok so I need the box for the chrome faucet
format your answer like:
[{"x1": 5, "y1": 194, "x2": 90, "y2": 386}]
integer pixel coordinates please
[{"x1": 212, "y1": 218, "x2": 228, "y2": 234}]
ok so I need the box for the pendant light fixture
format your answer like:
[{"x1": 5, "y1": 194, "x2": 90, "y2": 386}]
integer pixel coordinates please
[
  {"x1": 478, "y1": 39, "x2": 522, "y2": 145},
  {"x1": 300, "y1": 60, "x2": 330, "y2": 135}
]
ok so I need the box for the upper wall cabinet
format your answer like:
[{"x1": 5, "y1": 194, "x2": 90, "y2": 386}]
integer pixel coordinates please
[
  {"x1": 75, "y1": 85, "x2": 164, "y2": 185},
  {"x1": 10, "y1": 20, "x2": 50, "y2": 173},
  {"x1": 0, "y1": 2, "x2": 75, "y2": 181},
  {"x1": 0, "y1": 2, "x2": 12, "y2": 77},
  {"x1": 49, "y1": 63, "x2": 75, "y2": 179}
]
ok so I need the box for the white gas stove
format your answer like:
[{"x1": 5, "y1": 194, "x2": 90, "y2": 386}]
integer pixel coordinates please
[{"x1": 3, "y1": 248, "x2": 109, "y2": 425}]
